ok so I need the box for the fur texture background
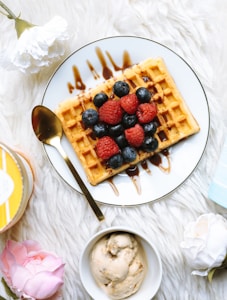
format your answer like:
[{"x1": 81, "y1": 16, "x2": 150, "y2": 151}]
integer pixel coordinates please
[{"x1": 0, "y1": 0, "x2": 227, "y2": 299}]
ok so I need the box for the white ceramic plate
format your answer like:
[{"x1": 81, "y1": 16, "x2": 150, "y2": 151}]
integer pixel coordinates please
[{"x1": 42, "y1": 36, "x2": 209, "y2": 206}]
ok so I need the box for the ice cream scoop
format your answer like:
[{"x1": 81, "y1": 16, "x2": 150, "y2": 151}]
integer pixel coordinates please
[{"x1": 90, "y1": 232, "x2": 146, "y2": 299}]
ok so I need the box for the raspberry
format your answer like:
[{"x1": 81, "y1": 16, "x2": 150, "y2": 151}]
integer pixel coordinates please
[
  {"x1": 125, "y1": 124, "x2": 145, "y2": 147},
  {"x1": 136, "y1": 103, "x2": 157, "y2": 124},
  {"x1": 96, "y1": 136, "x2": 120, "y2": 160},
  {"x1": 120, "y1": 93, "x2": 139, "y2": 114},
  {"x1": 99, "y1": 100, "x2": 123, "y2": 125}
]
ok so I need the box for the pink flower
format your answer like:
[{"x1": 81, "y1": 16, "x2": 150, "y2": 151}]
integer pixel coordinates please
[{"x1": 0, "y1": 240, "x2": 65, "y2": 299}]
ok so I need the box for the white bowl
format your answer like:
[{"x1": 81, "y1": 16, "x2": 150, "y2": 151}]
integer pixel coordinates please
[{"x1": 79, "y1": 226, "x2": 162, "y2": 300}]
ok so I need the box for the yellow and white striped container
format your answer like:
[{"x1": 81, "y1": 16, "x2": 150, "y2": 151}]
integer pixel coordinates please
[{"x1": 0, "y1": 143, "x2": 34, "y2": 233}]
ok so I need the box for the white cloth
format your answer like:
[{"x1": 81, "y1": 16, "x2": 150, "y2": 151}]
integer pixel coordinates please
[{"x1": 0, "y1": 0, "x2": 227, "y2": 299}]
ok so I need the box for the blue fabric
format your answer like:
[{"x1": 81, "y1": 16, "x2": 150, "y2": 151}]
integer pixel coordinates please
[{"x1": 208, "y1": 138, "x2": 227, "y2": 207}]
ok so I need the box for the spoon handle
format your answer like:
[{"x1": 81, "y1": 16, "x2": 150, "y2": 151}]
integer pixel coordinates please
[{"x1": 52, "y1": 137, "x2": 105, "y2": 221}]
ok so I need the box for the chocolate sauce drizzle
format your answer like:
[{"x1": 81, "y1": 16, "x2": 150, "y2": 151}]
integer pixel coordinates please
[
  {"x1": 126, "y1": 166, "x2": 142, "y2": 195},
  {"x1": 67, "y1": 47, "x2": 132, "y2": 93},
  {"x1": 107, "y1": 150, "x2": 171, "y2": 196},
  {"x1": 86, "y1": 60, "x2": 100, "y2": 80},
  {"x1": 107, "y1": 178, "x2": 120, "y2": 197},
  {"x1": 149, "y1": 149, "x2": 171, "y2": 173}
]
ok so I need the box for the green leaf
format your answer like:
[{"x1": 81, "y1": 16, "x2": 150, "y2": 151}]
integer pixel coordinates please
[
  {"x1": 14, "y1": 18, "x2": 34, "y2": 38},
  {"x1": 207, "y1": 254, "x2": 227, "y2": 282},
  {"x1": 1, "y1": 278, "x2": 18, "y2": 299},
  {"x1": 220, "y1": 254, "x2": 227, "y2": 268},
  {"x1": 208, "y1": 268, "x2": 216, "y2": 282}
]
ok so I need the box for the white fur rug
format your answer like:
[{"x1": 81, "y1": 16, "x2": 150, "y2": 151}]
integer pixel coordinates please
[{"x1": 1, "y1": 0, "x2": 227, "y2": 299}]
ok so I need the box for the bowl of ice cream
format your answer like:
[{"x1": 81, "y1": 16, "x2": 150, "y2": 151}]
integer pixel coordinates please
[{"x1": 79, "y1": 226, "x2": 162, "y2": 300}]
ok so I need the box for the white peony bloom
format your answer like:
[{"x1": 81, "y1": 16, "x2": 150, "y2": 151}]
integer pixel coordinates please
[
  {"x1": 10, "y1": 16, "x2": 69, "y2": 74},
  {"x1": 0, "y1": 2, "x2": 69, "y2": 73},
  {"x1": 181, "y1": 213, "x2": 227, "y2": 278}
]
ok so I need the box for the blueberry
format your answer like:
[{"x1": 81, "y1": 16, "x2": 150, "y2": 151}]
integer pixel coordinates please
[
  {"x1": 113, "y1": 81, "x2": 130, "y2": 97},
  {"x1": 109, "y1": 124, "x2": 124, "y2": 137},
  {"x1": 107, "y1": 154, "x2": 123, "y2": 169},
  {"x1": 93, "y1": 123, "x2": 108, "y2": 138},
  {"x1": 82, "y1": 109, "x2": 99, "y2": 127},
  {"x1": 142, "y1": 136, "x2": 158, "y2": 152},
  {"x1": 93, "y1": 92, "x2": 108, "y2": 107},
  {"x1": 115, "y1": 134, "x2": 128, "y2": 148},
  {"x1": 122, "y1": 114, "x2": 137, "y2": 128},
  {"x1": 122, "y1": 146, "x2": 137, "y2": 163},
  {"x1": 136, "y1": 87, "x2": 151, "y2": 103},
  {"x1": 143, "y1": 122, "x2": 157, "y2": 135}
]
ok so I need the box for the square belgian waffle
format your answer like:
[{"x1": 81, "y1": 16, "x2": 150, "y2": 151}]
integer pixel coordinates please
[{"x1": 55, "y1": 58, "x2": 200, "y2": 185}]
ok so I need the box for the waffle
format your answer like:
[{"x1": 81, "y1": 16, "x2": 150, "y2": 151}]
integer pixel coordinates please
[{"x1": 55, "y1": 57, "x2": 200, "y2": 185}]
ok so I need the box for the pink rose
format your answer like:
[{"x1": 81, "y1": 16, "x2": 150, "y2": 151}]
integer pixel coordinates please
[{"x1": 0, "y1": 240, "x2": 65, "y2": 299}]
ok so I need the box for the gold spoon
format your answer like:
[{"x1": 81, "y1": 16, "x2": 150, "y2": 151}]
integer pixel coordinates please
[{"x1": 31, "y1": 105, "x2": 105, "y2": 221}]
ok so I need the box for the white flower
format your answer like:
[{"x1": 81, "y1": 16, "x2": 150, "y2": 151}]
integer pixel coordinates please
[
  {"x1": 180, "y1": 213, "x2": 227, "y2": 278},
  {"x1": 11, "y1": 16, "x2": 69, "y2": 74},
  {"x1": 0, "y1": 2, "x2": 69, "y2": 74}
]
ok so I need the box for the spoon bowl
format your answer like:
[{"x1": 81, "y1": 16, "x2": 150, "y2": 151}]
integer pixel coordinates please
[
  {"x1": 32, "y1": 105, "x2": 104, "y2": 221},
  {"x1": 32, "y1": 105, "x2": 63, "y2": 144}
]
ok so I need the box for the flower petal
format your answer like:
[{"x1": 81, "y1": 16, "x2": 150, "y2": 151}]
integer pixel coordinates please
[
  {"x1": 181, "y1": 213, "x2": 227, "y2": 272},
  {"x1": 23, "y1": 271, "x2": 64, "y2": 299},
  {"x1": 0, "y1": 241, "x2": 17, "y2": 274},
  {"x1": 24, "y1": 254, "x2": 64, "y2": 276},
  {"x1": 4, "y1": 240, "x2": 28, "y2": 265},
  {"x1": 41, "y1": 254, "x2": 64, "y2": 270},
  {"x1": 22, "y1": 240, "x2": 42, "y2": 255},
  {"x1": 10, "y1": 16, "x2": 69, "y2": 74},
  {"x1": 10, "y1": 263, "x2": 33, "y2": 291}
]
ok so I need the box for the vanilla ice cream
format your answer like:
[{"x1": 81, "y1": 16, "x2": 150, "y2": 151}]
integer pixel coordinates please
[{"x1": 90, "y1": 232, "x2": 146, "y2": 299}]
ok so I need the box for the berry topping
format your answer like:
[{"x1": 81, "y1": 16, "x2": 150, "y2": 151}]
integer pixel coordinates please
[
  {"x1": 93, "y1": 122, "x2": 108, "y2": 138},
  {"x1": 143, "y1": 121, "x2": 157, "y2": 135},
  {"x1": 136, "y1": 87, "x2": 152, "y2": 103},
  {"x1": 96, "y1": 136, "x2": 120, "y2": 160},
  {"x1": 136, "y1": 103, "x2": 157, "y2": 124},
  {"x1": 122, "y1": 113, "x2": 137, "y2": 128},
  {"x1": 113, "y1": 81, "x2": 130, "y2": 97},
  {"x1": 114, "y1": 134, "x2": 128, "y2": 148},
  {"x1": 93, "y1": 92, "x2": 108, "y2": 107},
  {"x1": 99, "y1": 100, "x2": 123, "y2": 125},
  {"x1": 122, "y1": 146, "x2": 137, "y2": 163},
  {"x1": 86, "y1": 81, "x2": 160, "y2": 170},
  {"x1": 125, "y1": 124, "x2": 145, "y2": 147},
  {"x1": 120, "y1": 93, "x2": 139, "y2": 114},
  {"x1": 109, "y1": 124, "x2": 124, "y2": 137},
  {"x1": 107, "y1": 154, "x2": 124, "y2": 169},
  {"x1": 142, "y1": 136, "x2": 158, "y2": 152},
  {"x1": 82, "y1": 109, "x2": 99, "y2": 127}
]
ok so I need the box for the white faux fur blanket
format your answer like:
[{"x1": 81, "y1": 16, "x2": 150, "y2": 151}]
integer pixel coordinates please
[{"x1": 0, "y1": 0, "x2": 227, "y2": 299}]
